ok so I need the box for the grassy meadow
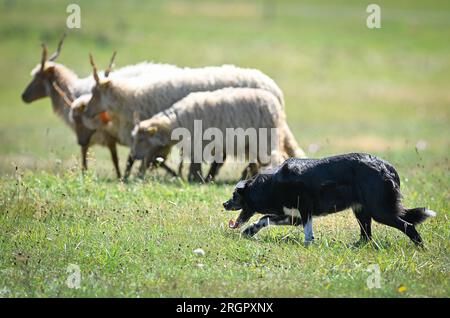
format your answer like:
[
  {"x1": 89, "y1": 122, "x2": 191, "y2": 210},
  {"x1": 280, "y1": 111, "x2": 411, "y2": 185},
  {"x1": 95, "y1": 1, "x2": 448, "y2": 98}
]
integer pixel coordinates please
[{"x1": 0, "y1": 0, "x2": 449, "y2": 297}]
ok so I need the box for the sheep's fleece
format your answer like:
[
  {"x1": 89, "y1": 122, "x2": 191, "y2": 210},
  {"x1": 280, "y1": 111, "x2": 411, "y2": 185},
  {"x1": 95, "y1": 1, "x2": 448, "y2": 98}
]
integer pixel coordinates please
[{"x1": 133, "y1": 87, "x2": 289, "y2": 166}]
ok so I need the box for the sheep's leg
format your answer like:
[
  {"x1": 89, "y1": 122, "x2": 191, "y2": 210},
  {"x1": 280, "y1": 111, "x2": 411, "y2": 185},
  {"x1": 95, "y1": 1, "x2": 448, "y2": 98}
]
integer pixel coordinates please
[
  {"x1": 81, "y1": 145, "x2": 89, "y2": 173},
  {"x1": 138, "y1": 158, "x2": 148, "y2": 179},
  {"x1": 106, "y1": 142, "x2": 121, "y2": 179},
  {"x1": 159, "y1": 162, "x2": 178, "y2": 177},
  {"x1": 205, "y1": 162, "x2": 224, "y2": 182},
  {"x1": 188, "y1": 163, "x2": 204, "y2": 183},
  {"x1": 177, "y1": 161, "x2": 184, "y2": 180},
  {"x1": 206, "y1": 153, "x2": 226, "y2": 182},
  {"x1": 240, "y1": 163, "x2": 259, "y2": 180},
  {"x1": 123, "y1": 153, "x2": 135, "y2": 181}
]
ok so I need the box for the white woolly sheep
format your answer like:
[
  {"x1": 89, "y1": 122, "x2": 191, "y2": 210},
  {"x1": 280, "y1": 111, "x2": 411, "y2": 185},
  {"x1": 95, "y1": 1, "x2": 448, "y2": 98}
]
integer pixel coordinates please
[
  {"x1": 131, "y1": 87, "x2": 291, "y2": 182},
  {"x1": 85, "y1": 53, "x2": 305, "y2": 179}
]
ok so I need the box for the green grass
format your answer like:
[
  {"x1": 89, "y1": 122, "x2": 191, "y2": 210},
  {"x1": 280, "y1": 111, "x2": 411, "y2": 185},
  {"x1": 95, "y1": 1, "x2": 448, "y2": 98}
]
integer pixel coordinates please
[{"x1": 0, "y1": 0, "x2": 449, "y2": 297}]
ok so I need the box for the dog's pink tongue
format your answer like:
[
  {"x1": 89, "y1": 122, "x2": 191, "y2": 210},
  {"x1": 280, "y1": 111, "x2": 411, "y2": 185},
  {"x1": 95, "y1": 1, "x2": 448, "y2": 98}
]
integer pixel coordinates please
[{"x1": 228, "y1": 219, "x2": 240, "y2": 229}]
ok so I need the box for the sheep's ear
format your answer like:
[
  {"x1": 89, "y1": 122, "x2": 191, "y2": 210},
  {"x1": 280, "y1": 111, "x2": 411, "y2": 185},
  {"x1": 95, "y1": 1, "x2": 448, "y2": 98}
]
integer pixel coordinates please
[
  {"x1": 45, "y1": 65, "x2": 55, "y2": 74},
  {"x1": 51, "y1": 81, "x2": 72, "y2": 107},
  {"x1": 147, "y1": 126, "x2": 158, "y2": 136}
]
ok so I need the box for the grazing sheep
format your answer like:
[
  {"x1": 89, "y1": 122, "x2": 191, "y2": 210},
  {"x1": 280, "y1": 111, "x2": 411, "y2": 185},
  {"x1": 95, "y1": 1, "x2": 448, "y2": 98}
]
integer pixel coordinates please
[
  {"x1": 21, "y1": 36, "x2": 181, "y2": 178},
  {"x1": 65, "y1": 93, "x2": 179, "y2": 178},
  {"x1": 85, "y1": 53, "x2": 305, "y2": 179},
  {"x1": 48, "y1": 87, "x2": 117, "y2": 175},
  {"x1": 131, "y1": 88, "x2": 291, "y2": 182}
]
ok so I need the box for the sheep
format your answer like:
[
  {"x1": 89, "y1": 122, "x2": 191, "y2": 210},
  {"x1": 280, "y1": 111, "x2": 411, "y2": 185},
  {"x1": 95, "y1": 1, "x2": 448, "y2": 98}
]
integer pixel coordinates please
[
  {"x1": 65, "y1": 93, "x2": 179, "y2": 178},
  {"x1": 131, "y1": 87, "x2": 292, "y2": 182},
  {"x1": 21, "y1": 35, "x2": 181, "y2": 178},
  {"x1": 84, "y1": 53, "x2": 305, "y2": 179}
]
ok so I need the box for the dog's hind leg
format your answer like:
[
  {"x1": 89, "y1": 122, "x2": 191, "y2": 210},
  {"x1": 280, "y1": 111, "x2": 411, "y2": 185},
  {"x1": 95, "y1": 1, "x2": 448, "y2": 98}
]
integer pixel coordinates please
[
  {"x1": 374, "y1": 214, "x2": 423, "y2": 246},
  {"x1": 352, "y1": 205, "x2": 372, "y2": 243},
  {"x1": 242, "y1": 215, "x2": 300, "y2": 237}
]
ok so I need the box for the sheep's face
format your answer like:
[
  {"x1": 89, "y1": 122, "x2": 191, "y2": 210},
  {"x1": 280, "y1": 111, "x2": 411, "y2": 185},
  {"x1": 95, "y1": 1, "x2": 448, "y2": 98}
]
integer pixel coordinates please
[
  {"x1": 131, "y1": 123, "x2": 171, "y2": 161},
  {"x1": 22, "y1": 64, "x2": 55, "y2": 103},
  {"x1": 70, "y1": 95, "x2": 107, "y2": 131},
  {"x1": 85, "y1": 81, "x2": 110, "y2": 118},
  {"x1": 70, "y1": 96, "x2": 89, "y2": 122},
  {"x1": 67, "y1": 100, "x2": 96, "y2": 146},
  {"x1": 74, "y1": 118, "x2": 96, "y2": 147}
]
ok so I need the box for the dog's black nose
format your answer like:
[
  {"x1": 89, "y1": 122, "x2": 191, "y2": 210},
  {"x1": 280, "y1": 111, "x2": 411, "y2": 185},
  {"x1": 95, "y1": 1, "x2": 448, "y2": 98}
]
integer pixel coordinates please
[{"x1": 22, "y1": 93, "x2": 30, "y2": 103}]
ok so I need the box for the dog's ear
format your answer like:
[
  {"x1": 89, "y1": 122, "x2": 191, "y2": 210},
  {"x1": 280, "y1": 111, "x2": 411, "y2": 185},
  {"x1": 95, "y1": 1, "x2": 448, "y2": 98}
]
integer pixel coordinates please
[{"x1": 235, "y1": 180, "x2": 248, "y2": 195}]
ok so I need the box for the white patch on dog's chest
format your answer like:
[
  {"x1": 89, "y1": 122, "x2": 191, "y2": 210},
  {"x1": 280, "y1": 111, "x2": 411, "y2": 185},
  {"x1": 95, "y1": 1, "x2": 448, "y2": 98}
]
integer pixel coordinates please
[{"x1": 283, "y1": 207, "x2": 300, "y2": 218}]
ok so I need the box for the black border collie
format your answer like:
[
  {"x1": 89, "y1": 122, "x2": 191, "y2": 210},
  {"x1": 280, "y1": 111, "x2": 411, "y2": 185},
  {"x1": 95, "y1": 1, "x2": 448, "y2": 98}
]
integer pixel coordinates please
[{"x1": 223, "y1": 153, "x2": 436, "y2": 246}]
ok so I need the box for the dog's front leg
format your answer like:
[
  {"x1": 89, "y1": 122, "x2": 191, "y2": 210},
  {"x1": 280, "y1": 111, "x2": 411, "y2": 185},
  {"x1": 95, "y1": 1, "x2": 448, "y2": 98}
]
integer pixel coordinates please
[
  {"x1": 242, "y1": 216, "x2": 271, "y2": 237},
  {"x1": 242, "y1": 215, "x2": 298, "y2": 237},
  {"x1": 298, "y1": 208, "x2": 314, "y2": 246},
  {"x1": 303, "y1": 215, "x2": 314, "y2": 246}
]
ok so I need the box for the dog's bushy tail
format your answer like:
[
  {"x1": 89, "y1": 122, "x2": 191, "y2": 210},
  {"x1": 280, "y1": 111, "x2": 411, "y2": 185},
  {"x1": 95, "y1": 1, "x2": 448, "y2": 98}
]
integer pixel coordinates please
[
  {"x1": 380, "y1": 162, "x2": 436, "y2": 225},
  {"x1": 282, "y1": 123, "x2": 306, "y2": 158},
  {"x1": 401, "y1": 207, "x2": 436, "y2": 225}
]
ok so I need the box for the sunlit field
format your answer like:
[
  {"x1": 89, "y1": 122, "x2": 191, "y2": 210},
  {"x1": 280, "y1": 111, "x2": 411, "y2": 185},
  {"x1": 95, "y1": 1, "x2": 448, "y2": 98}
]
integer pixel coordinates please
[{"x1": 0, "y1": 0, "x2": 449, "y2": 297}]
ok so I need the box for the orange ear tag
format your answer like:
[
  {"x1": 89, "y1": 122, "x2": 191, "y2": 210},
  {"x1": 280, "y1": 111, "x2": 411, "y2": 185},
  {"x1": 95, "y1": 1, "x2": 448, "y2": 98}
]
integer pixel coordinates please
[{"x1": 99, "y1": 111, "x2": 111, "y2": 124}]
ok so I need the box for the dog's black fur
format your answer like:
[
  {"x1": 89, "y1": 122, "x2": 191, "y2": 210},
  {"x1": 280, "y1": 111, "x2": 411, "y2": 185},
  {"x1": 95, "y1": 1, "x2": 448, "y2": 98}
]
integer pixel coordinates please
[{"x1": 223, "y1": 153, "x2": 435, "y2": 246}]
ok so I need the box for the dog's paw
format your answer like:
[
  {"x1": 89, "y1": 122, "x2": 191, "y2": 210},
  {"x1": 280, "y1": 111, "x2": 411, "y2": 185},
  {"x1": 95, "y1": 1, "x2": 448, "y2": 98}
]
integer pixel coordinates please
[{"x1": 242, "y1": 227, "x2": 256, "y2": 237}]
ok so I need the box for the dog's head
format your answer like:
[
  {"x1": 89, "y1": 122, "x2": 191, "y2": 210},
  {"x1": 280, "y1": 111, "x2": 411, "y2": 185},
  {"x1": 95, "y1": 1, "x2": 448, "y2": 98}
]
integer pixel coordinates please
[
  {"x1": 223, "y1": 180, "x2": 248, "y2": 211},
  {"x1": 223, "y1": 179, "x2": 256, "y2": 229}
]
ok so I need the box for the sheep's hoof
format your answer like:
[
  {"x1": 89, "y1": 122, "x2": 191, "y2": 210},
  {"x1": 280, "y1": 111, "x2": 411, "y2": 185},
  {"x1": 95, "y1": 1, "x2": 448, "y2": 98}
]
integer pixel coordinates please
[{"x1": 188, "y1": 173, "x2": 204, "y2": 184}]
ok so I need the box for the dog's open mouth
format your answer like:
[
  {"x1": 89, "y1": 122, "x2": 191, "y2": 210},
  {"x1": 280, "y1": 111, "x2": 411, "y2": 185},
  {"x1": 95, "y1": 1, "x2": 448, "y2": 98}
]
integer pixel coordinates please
[{"x1": 228, "y1": 219, "x2": 241, "y2": 229}]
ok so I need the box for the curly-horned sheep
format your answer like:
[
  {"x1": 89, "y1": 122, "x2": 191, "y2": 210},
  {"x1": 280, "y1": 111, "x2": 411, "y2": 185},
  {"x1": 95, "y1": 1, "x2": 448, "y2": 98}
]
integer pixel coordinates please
[
  {"x1": 131, "y1": 87, "x2": 293, "y2": 182},
  {"x1": 66, "y1": 93, "x2": 179, "y2": 178},
  {"x1": 21, "y1": 36, "x2": 181, "y2": 178}
]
